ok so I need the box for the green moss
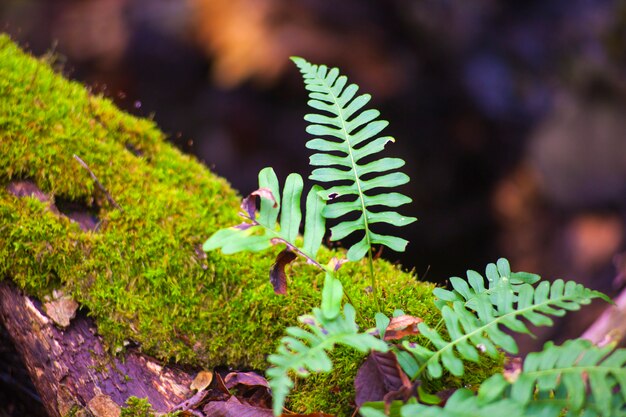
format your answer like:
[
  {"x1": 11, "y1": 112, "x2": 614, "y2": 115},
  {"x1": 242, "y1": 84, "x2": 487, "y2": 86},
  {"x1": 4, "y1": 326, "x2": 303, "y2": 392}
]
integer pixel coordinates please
[
  {"x1": 121, "y1": 397, "x2": 178, "y2": 417},
  {"x1": 0, "y1": 34, "x2": 499, "y2": 416}
]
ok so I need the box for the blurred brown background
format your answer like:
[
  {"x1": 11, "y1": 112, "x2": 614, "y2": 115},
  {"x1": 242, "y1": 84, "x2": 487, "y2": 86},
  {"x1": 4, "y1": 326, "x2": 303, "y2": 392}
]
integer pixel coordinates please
[{"x1": 2, "y1": 0, "x2": 626, "y2": 414}]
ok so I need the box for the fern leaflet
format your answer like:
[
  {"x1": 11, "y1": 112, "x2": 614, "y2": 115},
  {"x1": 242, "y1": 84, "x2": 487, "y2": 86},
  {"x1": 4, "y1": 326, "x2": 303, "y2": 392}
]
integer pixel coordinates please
[
  {"x1": 267, "y1": 273, "x2": 388, "y2": 415},
  {"x1": 401, "y1": 259, "x2": 608, "y2": 379},
  {"x1": 292, "y1": 57, "x2": 416, "y2": 262}
]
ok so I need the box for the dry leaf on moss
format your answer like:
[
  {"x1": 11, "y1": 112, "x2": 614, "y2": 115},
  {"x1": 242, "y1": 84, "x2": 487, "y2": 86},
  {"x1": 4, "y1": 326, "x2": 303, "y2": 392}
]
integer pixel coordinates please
[
  {"x1": 270, "y1": 249, "x2": 296, "y2": 294},
  {"x1": 383, "y1": 315, "x2": 422, "y2": 341},
  {"x1": 224, "y1": 371, "x2": 269, "y2": 390},
  {"x1": 354, "y1": 351, "x2": 409, "y2": 407}
]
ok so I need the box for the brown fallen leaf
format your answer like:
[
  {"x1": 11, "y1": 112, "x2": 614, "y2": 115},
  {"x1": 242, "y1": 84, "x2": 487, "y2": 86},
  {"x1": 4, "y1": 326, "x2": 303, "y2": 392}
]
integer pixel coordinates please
[
  {"x1": 354, "y1": 351, "x2": 410, "y2": 407},
  {"x1": 328, "y1": 257, "x2": 347, "y2": 272},
  {"x1": 270, "y1": 249, "x2": 296, "y2": 294},
  {"x1": 224, "y1": 371, "x2": 269, "y2": 390},
  {"x1": 43, "y1": 289, "x2": 79, "y2": 328},
  {"x1": 224, "y1": 371, "x2": 271, "y2": 408},
  {"x1": 383, "y1": 315, "x2": 423, "y2": 341},
  {"x1": 203, "y1": 396, "x2": 273, "y2": 417},
  {"x1": 503, "y1": 356, "x2": 522, "y2": 383}
]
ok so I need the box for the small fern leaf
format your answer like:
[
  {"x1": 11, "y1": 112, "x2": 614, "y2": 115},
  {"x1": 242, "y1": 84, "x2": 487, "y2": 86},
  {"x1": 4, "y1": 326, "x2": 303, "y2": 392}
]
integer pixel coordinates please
[
  {"x1": 267, "y1": 273, "x2": 388, "y2": 415},
  {"x1": 478, "y1": 339, "x2": 626, "y2": 416},
  {"x1": 279, "y1": 173, "x2": 303, "y2": 242},
  {"x1": 405, "y1": 260, "x2": 608, "y2": 379},
  {"x1": 258, "y1": 166, "x2": 281, "y2": 227},
  {"x1": 292, "y1": 57, "x2": 416, "y2": 261},
  {"x1": 302, "y1": 184, "x2": 326, "y2": 259},
  {"x1": 204, "y1": 167, "x2": 328, "y2": 291}
]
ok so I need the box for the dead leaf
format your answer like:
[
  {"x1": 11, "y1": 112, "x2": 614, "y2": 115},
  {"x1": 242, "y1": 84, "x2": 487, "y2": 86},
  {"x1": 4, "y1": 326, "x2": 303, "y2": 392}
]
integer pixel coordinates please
[
  {"x1": 241, "y1": 187, "x2": 277, "y2": 220},
  {"x1": 224, "y1": 371, "x2": 269, "y2": 390},
  {"x1": 270, "y1": 249, "x2": 296, "y2": 294},
  {"x1": 328, "y1": 257, "x2": 347, "y2": 272},
  {"x1": 203, "y1": 396, "x2": 273, "y2": 417},
  {"x1": 223, "y1": 371, "x2": 272, "y2": 408},
  {"x1": 43, "y1": 290, "x2": 79, "y2": 328},
  {"x1": 214, "y1": 372, "x2": 231, "y2": 395},
  {"x1": 191, "y1": 370, "x2": 214, "y2": 392},
  {"x1": 354, "y1": 351, "x2": 410, "y2": 407},
  {"x1": 384, "y1": 315, "x2": 423, "y2": 341},
  {"x1": 503, "y1": 356, "x2": 522, "y2": 383}
]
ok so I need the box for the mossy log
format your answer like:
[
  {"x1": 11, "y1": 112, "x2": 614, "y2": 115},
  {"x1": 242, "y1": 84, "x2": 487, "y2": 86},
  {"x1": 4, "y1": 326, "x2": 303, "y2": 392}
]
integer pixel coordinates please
[
  {"x1": 0, "y1": 35, "x2": 497, "y2": 416},
  {"x1": 0, "y1": 281, "x2": 191, "y2": 417}
]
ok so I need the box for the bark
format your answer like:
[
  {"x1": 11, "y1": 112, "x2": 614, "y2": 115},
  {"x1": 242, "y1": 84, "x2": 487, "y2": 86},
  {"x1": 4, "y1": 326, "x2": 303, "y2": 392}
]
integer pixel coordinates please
[{"x1": 0, "y1": 282, "x2": 193, "y2": 417}]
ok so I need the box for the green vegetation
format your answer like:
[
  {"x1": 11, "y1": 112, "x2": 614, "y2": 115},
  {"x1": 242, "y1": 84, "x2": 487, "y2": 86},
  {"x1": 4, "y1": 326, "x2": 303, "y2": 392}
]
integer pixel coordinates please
[
  {"x1": 203, "y1": 57, "x2": 420, "y2": 414},
  {"x1": 120, "y1": 396, "x2": 180, "y2": 417},
  {"x1": 6, "y1": 34, "x2": 616, "y2": 417},
  {"x1": 0, "y1": 35, "x2": 457, "y2": 415},
  {"x1": 358, "y1": 260, "x2": 622, "y2": 417},
  {"x1": 205, "y1": 57, "x2": 623, "y2": 417}
]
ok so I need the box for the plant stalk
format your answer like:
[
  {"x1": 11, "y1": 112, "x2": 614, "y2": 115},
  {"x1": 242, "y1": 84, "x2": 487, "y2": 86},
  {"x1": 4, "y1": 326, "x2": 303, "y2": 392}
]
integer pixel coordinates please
[{"x1": 367, "y1": 246, "x2": 380, "y2": 312}]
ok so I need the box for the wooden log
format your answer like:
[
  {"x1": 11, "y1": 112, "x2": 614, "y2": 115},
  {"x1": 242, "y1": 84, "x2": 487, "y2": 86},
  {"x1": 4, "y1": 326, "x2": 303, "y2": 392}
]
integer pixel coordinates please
[{"x1": 0, "y1": 282, "x2": 193, "y2": 417}]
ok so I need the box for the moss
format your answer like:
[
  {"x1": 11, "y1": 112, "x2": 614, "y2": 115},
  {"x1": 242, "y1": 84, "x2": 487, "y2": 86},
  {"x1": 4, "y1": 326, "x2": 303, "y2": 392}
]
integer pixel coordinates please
[
  {"x1": 121, "y1": 397, "x2": 178, "y2": 417},
  {"x1": 0, "y1": 34, "x2": 500, "y2": 416}
]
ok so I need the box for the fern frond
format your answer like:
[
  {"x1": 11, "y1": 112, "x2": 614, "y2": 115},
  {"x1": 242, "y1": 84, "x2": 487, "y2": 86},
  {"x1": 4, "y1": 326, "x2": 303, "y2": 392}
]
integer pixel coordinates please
[
  {"x1": 363, "y1": 341, "x2": 626, "y2": 416},
  {"x1": 402, "y1": 259, "x2": 608, "y2": 379},
  {"x1": 203, "y1": 167, "x2": 326, "y2": 290},
  {"x1": 267, "y1": 273, "x2": 388, "y2": 415},
  {"x1": 478, "y1": 339, "x2": 626, "y2": 417},
  {"x1": 292, "y1": 57, "x2": 416, "y2": 261},
  {"x1": 360, "y1": 389, "x2": 527, "y2": 417},
  {"x1": 204, "y1": 168, "x2": 318, "y2": 255}
]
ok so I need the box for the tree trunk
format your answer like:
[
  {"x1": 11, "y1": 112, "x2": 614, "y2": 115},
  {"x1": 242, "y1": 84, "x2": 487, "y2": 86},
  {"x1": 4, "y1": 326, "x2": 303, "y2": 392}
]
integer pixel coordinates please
[{"x1": 0, "y1": 282, "x2": 193, "y2": 417}]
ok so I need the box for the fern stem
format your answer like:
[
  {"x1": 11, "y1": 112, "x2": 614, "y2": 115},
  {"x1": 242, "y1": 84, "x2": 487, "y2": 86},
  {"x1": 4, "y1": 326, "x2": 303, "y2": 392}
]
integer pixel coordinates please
[
  {"x1": 367, "y1": 247, "x2": 380, "y2": 311},
  {"x1": 332, "y1": 271, "x2": 363, "y2": 320}
]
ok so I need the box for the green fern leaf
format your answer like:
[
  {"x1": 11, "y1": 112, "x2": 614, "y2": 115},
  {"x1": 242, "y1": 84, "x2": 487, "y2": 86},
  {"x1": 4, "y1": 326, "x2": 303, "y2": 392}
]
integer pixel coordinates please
[
  {"x1": 291, "y1": 57, "x2": 416, "y2": 261},
  {"x1": 279, "y1": 173, "x2": 303, "y2": 242},
  {"x1": 267, "y1": 273, "x2": 388, "y2": 415},
  {"x1": 302, "y1": 184, "x2": 326, "y2": 258},
  {"x1": 203, "y1": 167, "x2": 327, "y2": 291},
  {"x1": 204, "y1": 167, "x2": 326, "y2": 259},
  {"x1": 403, "y1": 259, "x2": 608, "y2": 379},
  {"x1": 369, "y1": 340, "x2": 626, "y2": 417},
  {"x1": 360, "y1": 389, "x2": 527, "y2": 417},
  {"x1": 258, "y1": 165, "x2": 281, "y2": 227},
  {"x1": 478, "y1": 339, "x2": 626, "y2": 417}
]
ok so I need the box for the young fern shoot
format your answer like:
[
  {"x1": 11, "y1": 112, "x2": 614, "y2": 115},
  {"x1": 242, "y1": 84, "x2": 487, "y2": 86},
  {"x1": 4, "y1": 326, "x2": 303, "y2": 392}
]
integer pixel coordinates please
[{"x1": 292, "y1": 57, "x2": 416, "y2": 306}]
